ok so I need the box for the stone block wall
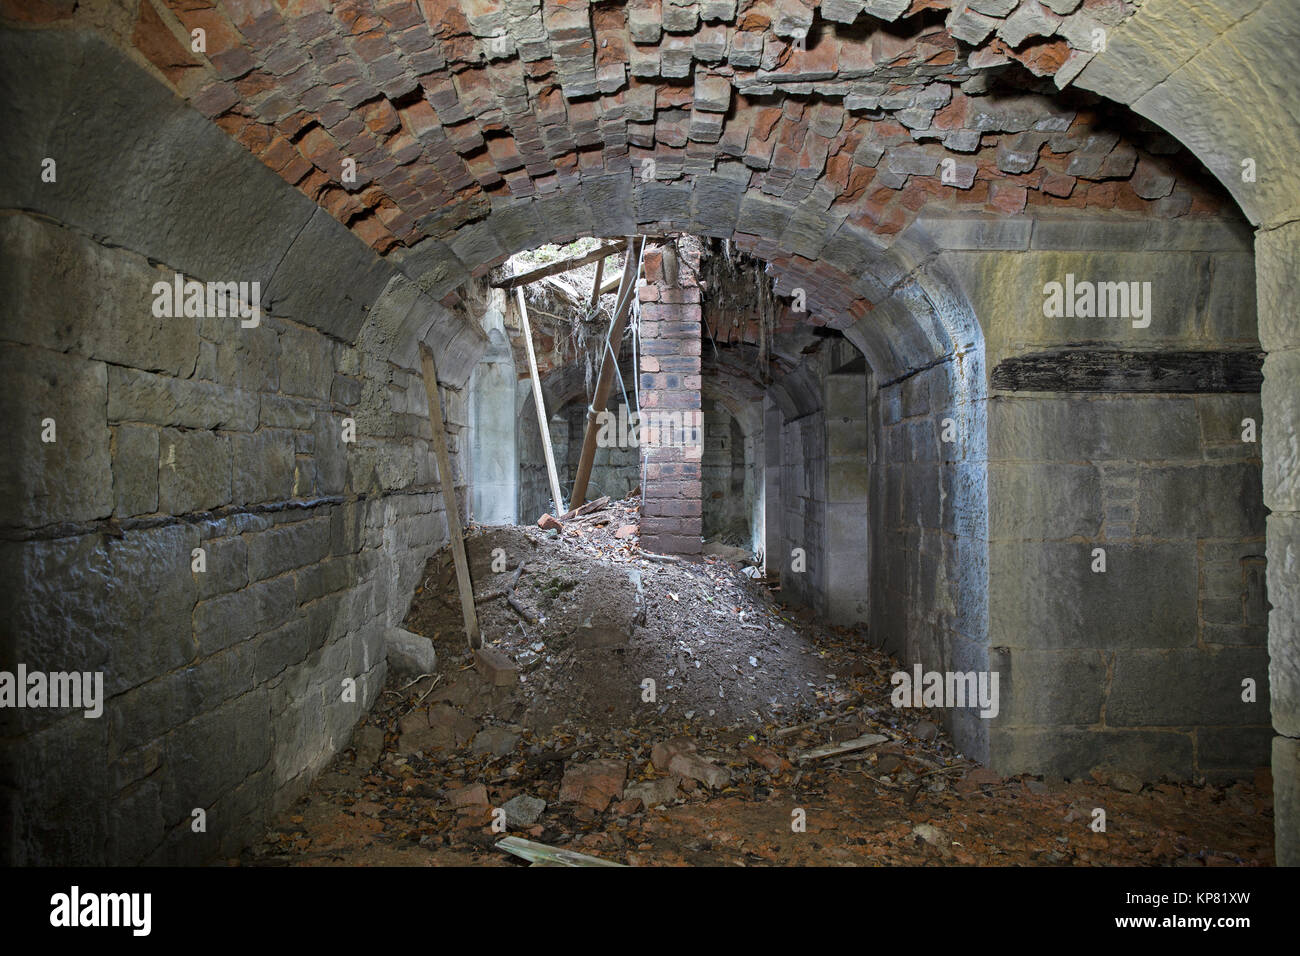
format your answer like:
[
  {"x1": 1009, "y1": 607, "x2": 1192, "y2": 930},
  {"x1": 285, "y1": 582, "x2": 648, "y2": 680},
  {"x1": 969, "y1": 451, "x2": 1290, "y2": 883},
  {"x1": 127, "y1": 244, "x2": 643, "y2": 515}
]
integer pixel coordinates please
[
  {"x1": 515, "y1": 387, "x2": 553, "y2": 523},
  {"x1": 701, "y1": 400, "x2": 749, "y2": 544},
  {"x1": 0, "y1": 34, "x2": 485, "y2": 864},
  {"x1": 868, "y1": 351, "x2": 992, "y2": 761},
  {"x1": 557, "y1": 400, "x2": 641, "y2": 503},
  {"x1": 985, "y1": 391, "x2": 1269, "y2": 781},
  {"x1": 468, "y1": 314, "x2": 518, "y2": 526},
  {"x1": 941, "y1": 213, "x2": 1269, "y2": 780},
  {"x1": 824, "y1": 368, "x2": 871, "y2": 626}
]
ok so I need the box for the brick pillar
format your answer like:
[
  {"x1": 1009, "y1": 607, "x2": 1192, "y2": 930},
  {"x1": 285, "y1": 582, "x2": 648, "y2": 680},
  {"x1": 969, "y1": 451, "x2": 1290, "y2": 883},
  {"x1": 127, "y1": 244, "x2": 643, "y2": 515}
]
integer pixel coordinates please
[{"x1": 637, "y1": 247, "x2": 703, "y2": 555}]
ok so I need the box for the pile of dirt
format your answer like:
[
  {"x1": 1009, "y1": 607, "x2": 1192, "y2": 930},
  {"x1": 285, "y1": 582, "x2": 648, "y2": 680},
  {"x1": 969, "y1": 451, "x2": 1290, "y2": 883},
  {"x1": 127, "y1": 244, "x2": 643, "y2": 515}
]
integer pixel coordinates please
[
  {"x1": 240, "y1": 498, "x2": 1274, "y2": 867},
  {"x1": 403, "y1": 496, "x2": 861, "y2": 733}
]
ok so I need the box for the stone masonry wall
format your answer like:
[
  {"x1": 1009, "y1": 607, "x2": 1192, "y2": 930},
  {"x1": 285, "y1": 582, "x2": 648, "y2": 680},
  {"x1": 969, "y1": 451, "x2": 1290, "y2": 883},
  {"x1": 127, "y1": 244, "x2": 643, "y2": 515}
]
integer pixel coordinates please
[
  {"x1": 558, "y1": 399, "x2": 642, "y2": 503},
  {"x1": 0, "y1": 33, "x2": 485, "y2": 864},
  {"x1": 869, "y1": 347, "x2": 992, "y2": 762},
  {"x1": 946, "y1": 213, "x2": 1269, "y2": 781},
  {"x1": 702, "y1": 400, "x2": 749, "y2": 544}
]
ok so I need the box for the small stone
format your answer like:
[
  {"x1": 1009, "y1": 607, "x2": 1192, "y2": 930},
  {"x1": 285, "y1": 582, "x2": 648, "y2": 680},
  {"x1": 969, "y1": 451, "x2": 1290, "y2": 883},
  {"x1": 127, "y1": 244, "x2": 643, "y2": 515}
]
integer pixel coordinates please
[
  {"x1": 624, "y1": 776, "x2": 680, "y2": 808},
  {"x1": 651, "y1": 736, "x2": 698, "y2": 772},
  {"x1": 385, "y1": 627, "x2": 437, "y2": 676},
  {"x1": 559, "y1": 759, "x2": 628, "y2": 811},
  {"x1": 537, "y1": 513, "x2": 563, "y2": 531},
  {"x1": 448, "y1": 783, "x2": 489, "y2": 807},
  {"x1": 501, "y1": 793, "x2": 546, "y2": 826},
  {"x1": 474, "y1": 646, "x2": 519, "y2": 687},
  {"x1": 470, "y1": 725, "x2": 520, "y2": 756},
  {"x1": 668, "y1": 752, "x2": 732, "y2": 789},
  {"x1": 912, "y1": 823, "x2": 948, "y2": 847},
  {"x1": 615, "y1": 524, "x2": 638, "y2": 539},
  {"x1": 352, "y1": 723, "x2": 384, "y2": 768},
  {"x1": 741, "y1": 744, "x2": 788, "y2": 773},
  {"x1": 876, "y1": 754, "x2": 904, "y2": 774},
  {"x1": 913, "y1": 719, "x2": 939, "y2": 741},
  {"x1": 1110, "y1": 771, "x2": 1144, "y2": 794},
  {"x1": 398, "y1": 704, "x2": 479, "y2": 754}
]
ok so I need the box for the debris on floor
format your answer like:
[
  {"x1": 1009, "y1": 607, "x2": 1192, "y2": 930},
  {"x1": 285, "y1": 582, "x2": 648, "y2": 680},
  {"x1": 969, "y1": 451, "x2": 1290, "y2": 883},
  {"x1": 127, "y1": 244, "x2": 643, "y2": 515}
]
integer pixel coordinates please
[{"x1": 244, "y1": 498, "x2": 1274, "y2": 867}]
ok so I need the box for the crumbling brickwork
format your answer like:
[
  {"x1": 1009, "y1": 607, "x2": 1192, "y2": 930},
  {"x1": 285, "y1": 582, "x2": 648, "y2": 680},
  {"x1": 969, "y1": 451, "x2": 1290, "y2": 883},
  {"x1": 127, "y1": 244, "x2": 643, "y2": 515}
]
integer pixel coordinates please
[{"x1": 638, "y1": 246, "x2": 704, "y2": 554}]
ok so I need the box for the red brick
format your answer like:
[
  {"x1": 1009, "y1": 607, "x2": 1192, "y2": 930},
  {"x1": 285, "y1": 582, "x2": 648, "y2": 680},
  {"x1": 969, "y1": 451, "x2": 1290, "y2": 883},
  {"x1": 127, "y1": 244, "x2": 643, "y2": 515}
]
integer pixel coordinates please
[{"x1": 987, "y1": 181, "x2": 1027, "y2": 215}]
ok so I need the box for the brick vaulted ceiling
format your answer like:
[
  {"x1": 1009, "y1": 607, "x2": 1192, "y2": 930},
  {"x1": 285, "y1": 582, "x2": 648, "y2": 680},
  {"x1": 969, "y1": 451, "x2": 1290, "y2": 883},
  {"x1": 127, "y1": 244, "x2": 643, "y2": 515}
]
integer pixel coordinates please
[{"x1": 38, "y1": 0, "x2": 1239, "y2": 345}]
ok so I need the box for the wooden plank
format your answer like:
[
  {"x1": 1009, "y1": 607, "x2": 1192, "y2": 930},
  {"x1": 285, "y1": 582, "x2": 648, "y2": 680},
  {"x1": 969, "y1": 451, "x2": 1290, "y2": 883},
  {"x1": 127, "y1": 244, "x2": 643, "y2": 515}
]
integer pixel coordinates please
[
  {"x1": 491, "y1": 240, "x2": 628, "y2": 290},
  {"x1": 516, "y1": 287, "x2": 566, "y2": 518},
  {"x1": 571, "y1": 236, "x2": 644, "y2": 508},
  {"x1": 495, "y1": 836, "x2": 625, "y2": 867},
  {"x1": 796, "y1": 733, "x2": 889, "y2": 761},
  {"x1": 562, "y1": 495, "x2": 610, "y2": 520},
  {"x1": 991, "y1": 349, "x2": 1264, "y2": 393},
  {"x1": 419, "y1": 345, "x2": 481, "y2": 650},
  {"x1": 589, "y1": 256, "x2": 604, "y2": 311}
]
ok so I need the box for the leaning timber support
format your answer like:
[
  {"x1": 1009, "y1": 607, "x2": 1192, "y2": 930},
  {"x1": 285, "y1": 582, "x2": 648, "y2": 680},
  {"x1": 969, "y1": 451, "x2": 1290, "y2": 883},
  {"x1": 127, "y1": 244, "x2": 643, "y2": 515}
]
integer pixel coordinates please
[
  {"x1": 491, "y1": 239, "x2": 628, "y2": 290},
  {"x1": 516, "y1": 287, "x2": 566, "y2": 518},
  {"x1": 570, "y1": 236, "x2": 645, "y2": 509},
  {"x1": 419, "y1": 344, "x2": 481, "y2": 650}
]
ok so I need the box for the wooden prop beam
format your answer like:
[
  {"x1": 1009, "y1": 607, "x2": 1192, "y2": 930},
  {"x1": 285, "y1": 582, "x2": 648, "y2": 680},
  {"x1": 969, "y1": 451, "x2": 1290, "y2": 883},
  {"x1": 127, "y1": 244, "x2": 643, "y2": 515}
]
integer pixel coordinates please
[
  {"x1": 418, "y1": 344, "x2": 481, "y2": 650},
  {"x1": 491, "y1": 240, "x2": 628, "y2": 290},
  {"x1": 516, "y1": 287, "x2": 566, "y2": 518},
  {"x1": 570, "y1": 236, "x2": 644, "y2": 509}
]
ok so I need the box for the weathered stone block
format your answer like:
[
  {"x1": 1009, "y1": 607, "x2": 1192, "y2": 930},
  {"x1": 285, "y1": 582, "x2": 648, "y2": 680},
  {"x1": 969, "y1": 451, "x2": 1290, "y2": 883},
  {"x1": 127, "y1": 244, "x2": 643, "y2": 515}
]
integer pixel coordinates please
[
  {"x1": 997, "y1": 649, "x2": 1105, "y2": 727},
  {"x1": 989, "y1": 463, "x2": 1101, "y2": 540},
  {"x1": 1274, "y1": 736, "x2": 1300, "y2": 866},
  {"x1": 3, "y1": 524, "x2": 199, "y2": 707},
  {"x1": 158, "y1": 428, "x2": 232, "y2": 514},
  {"x1": 271, "y1": 323, "x2": 332, "y2": 402},
  {"x1": 160, "y1": 688, "x2": 271, "y2": 826},
  {"x1": 988, "y1": 396, "x2": 1200, "y2": 462},
  {"x1": 248, "y1": 516, "x2": 332, "y2": 580},
  {"x1": 1267, "y1": 513, "x2": 1300, "y2": 737},
  {"x1": 108, "y1": 366, "x2": 257, "y2": 432},
  {"x1": 0, "y1": 214, "x2": 199, "y2": 378},
  {"x1": 113, "y1": 424, "x2": 160, "y2": 517},
  {"x1": 990, "y1": 541, "x2": 1198, "y2": 649},
  {"x1": 990, "y1": 727, "x2": 1194, "y2": 780},
  {"x1": 0, "y1": 346, "x2": 112, "y2": 525},
  {"x1": 231, "y1": 430, "x2": 296, "y2": 504},
  {"x1": 1136, "y1": 462, "x2": 1265, "y2": 539},
  {"x1": 1197, "y1": 726, "x2": 1272, "y2": 772},
  {"x1": 1108, "y1": 647, "x2": 1269, "y2": 727},
  {"x1": 386, "y1": 626, "x2": 437, "y2": 675},
  {"x1": 195, "y1": 534, "x2": 248, "y2": 600},
  {"x1": 1262, "y1": 349, "x2": 1300, "y2": 513}
]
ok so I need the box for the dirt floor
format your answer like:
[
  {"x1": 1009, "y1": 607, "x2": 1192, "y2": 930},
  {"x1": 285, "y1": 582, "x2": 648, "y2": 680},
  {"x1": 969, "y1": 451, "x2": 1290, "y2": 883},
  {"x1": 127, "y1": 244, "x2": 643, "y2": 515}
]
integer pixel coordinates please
[{"x1": 242, "y1": 496, "x2": 1274, "y2": 867}]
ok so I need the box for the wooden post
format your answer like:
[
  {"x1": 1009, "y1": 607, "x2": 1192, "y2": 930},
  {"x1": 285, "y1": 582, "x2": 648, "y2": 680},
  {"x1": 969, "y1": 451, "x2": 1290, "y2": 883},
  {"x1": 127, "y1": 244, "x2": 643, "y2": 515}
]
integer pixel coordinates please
[
  {"x1": 589, "y1": 256, "x2": 605, "y2": 312},
  {"x1": 515, "y1": 287, "x2": 565, "y2": 518},
  {"x1": 571, "y1": 236, "x2": 643, "y2": 508},
  {"x1": 419, "y1": 344, "x2": 481, "y2": 650}
]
